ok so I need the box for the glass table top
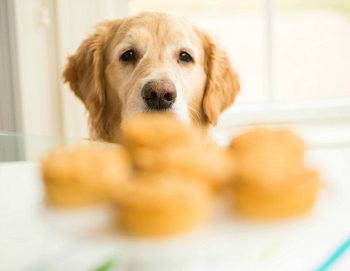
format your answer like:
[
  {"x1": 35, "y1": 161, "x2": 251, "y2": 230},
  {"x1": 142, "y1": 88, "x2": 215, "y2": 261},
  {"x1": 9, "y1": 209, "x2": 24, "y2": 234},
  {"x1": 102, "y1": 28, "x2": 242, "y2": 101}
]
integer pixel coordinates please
[{"x1": 0, "y1": 131, "x2": 98, "y2": 162}]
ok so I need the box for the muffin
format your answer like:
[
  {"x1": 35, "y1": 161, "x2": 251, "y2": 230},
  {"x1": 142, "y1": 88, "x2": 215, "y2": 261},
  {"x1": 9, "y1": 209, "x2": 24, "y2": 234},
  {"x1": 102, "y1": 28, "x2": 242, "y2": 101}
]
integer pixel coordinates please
[
  {"x1": 121, "y1": 113, "x2": 233, "y2": 192},
  {"x1": 229, "y1": 128, "x2": 305, "y2": 185},
  {"x1": 133, "y1": 145, "x2": 232, "y2": 192},
  {"x1": 111, "y1": 173, "x2": 212, "y2": 237},
  {"x1": 228, "y1": 128, "x2": 321, "y2": 219},
  {"x1": 41, "y1": 145, "x2": 132, "y2": 208},
  {"x1": 233, "y1": 169, "x2": 320, "y2": 219},
  {"x1": 121, "y1": 113, "x2": 203, "y2": 151}
]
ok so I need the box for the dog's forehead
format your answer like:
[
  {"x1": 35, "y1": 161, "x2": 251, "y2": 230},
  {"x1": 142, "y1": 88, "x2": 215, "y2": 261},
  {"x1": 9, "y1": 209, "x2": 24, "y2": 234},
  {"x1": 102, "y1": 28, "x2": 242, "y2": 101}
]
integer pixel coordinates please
[{"x1": 118, "y1": 14, "x2": 199, "y2": 44}]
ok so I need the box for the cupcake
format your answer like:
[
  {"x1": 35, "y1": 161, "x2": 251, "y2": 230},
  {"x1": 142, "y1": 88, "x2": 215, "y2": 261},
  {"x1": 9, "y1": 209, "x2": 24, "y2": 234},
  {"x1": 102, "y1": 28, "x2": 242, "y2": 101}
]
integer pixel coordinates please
[
  {"x1": 41, "y1": 145, "x2": 132, "y2": 208},
  {"x1": 121, "y1": 113, "x2": 203, "y2": 152},
  {"x1": 233, "y1": 169, "x2": 320, "y2": 219},
  {"x1": 121, "y1": 113, "x2": 233, "y2": 192},
  {"x1": 228, "y1": 128, "x2": 321, "y2": 219},
  {"x1": 112, "y1": 173, "x2": 212, "y2": 237}
]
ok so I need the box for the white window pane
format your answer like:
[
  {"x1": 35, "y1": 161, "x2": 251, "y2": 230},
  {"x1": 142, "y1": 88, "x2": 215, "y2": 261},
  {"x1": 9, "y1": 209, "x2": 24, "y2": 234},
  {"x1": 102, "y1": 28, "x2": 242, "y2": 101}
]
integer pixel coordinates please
[{"x1": 275, "y1": 1, "x2": 350, "y2": 102}]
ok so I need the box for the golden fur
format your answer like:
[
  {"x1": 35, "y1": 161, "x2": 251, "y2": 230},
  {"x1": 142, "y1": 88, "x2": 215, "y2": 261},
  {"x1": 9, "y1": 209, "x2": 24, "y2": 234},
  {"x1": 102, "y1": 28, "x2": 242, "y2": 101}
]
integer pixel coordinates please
[{"x1": 63, "y1": 12, "x2": 240, "y2": 143}]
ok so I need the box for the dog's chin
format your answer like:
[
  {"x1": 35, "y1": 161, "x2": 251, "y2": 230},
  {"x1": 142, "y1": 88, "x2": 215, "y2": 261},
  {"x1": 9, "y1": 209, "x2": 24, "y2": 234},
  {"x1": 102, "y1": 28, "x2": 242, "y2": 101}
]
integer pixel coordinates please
[
  {"x1": 145, "y1": 107, "x2": 172, "y2": 113},
  {"x1": 144, "y1": 107, "x2": 190, "y2": 123},
  {"x1": 121, "y1": 105, "x2": 190, "y2": 129},
  {"x1": 159, "y1": 106, "x2": 191, "y2": 124}
]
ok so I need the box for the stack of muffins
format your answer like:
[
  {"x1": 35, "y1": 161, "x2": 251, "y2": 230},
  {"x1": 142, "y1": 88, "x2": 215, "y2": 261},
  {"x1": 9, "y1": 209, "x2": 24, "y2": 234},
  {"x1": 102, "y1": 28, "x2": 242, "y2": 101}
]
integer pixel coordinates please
[
  {"x1": 41, "y1": 114, "x2": 321, "y2": 237},
  {"x1": 113, "y1": 114, "x2": 231, "y2": 236},
  {"x1": 41, "y1": 114, "x2": 232, "y2": 237}
]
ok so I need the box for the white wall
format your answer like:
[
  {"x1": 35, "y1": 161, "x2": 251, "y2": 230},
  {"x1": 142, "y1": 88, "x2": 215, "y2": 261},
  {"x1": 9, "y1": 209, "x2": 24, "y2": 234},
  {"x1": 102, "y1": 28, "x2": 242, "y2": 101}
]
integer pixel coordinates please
[
  {"x1": 14, "y1": 0, "x2": 129, "y2": 139},
  {"x1": 55, "y1": 0, "x2": 129, "y2": 139},
  {"x1": 14, "y1": 0, "x2": 62, "y2": 136}
]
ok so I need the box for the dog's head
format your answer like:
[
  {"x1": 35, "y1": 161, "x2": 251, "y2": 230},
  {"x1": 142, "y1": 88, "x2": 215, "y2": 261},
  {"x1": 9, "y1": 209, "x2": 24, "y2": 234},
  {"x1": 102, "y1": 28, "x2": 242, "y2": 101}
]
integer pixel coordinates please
[{"x1": 63, "y1": 12, "x2": 240, "y2": 142}]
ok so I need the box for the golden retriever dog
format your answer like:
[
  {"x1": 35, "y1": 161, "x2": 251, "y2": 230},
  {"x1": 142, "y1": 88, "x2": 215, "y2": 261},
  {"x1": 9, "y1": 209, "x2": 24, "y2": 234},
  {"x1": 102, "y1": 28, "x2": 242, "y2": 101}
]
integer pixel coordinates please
[{"x1": 63, "y1": 12, "x2": 240, "y2": 143}]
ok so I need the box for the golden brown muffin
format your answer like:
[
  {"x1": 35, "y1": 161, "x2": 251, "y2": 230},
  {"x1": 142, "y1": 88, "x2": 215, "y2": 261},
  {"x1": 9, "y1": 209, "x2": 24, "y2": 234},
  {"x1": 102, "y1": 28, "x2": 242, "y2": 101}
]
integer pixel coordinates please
[
  {"x1": 233, "y1": 169, "x2": 320, "y2": 219},
  {"x1": 41, "y1": 145, "x2": 132, "y2": 208},
  {"x1": 228, "y1": 128, "x2": 320, "y2": 219},
  {"x1": 131, "y1": 144, "x2": 232, "y2": 192},
  {"x1": 111, "y1": 173, "x2": 212, "y2": 237},
  {"x1": 121, "y1": 113, "x2": 203, "y2": 151},
  {"x1": 229, "y1": 128, "x2": 306, "y2": 185},
  {"x1": 121, "y1": 113, "x2": 233, "y2": 192}
]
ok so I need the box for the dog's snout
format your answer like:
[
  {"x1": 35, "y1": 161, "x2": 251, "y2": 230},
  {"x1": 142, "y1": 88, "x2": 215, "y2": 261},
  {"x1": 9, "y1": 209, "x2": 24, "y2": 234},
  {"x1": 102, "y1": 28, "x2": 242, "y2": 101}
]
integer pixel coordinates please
[{"x1": 142, "y1": 80, "x2": 177, "y2": 110}]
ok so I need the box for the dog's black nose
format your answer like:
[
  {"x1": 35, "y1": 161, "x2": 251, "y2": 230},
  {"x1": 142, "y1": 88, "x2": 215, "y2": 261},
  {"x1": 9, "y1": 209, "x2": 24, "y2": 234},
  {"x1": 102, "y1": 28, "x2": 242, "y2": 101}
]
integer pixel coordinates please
[{"x1": 142, "y1": 80, "x2": 177, "y2": 110}]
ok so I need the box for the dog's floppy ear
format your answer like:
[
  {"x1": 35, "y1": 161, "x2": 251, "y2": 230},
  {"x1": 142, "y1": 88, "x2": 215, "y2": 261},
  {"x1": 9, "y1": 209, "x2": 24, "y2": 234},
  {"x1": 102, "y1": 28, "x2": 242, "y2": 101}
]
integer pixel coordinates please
[
  {"x1": 62, "y1": 20, "x2": 120, "y2": 136},
  {"x1": 199, "y1": 31, "x2": 240, "y2": 125}
]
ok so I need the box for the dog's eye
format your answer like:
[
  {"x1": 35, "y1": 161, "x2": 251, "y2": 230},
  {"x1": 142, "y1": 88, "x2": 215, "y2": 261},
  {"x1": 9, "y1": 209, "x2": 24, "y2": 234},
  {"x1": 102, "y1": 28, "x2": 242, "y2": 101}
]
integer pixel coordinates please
[
  {"x1": 120, "y1": 49, "x2": 137, "y2": 62},
  {"x1": 179, "y1": 51, "x2": 193, "y2": 63}
]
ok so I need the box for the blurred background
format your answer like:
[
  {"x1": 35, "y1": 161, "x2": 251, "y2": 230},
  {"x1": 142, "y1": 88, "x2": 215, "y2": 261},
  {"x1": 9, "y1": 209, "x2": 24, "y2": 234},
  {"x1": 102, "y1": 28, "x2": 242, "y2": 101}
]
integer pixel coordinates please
[{"x1": 0, "y1": 0, "x2": 349, "y2": 143}]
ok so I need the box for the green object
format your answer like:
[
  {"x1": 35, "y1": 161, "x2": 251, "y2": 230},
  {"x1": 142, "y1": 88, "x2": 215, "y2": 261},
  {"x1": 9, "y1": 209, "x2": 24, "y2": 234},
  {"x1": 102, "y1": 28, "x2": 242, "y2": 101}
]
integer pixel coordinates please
[
  {"x1": 258, "y1": 239, "x2": 285, "y2": 262},
  {"x1": 93, "y1": 257, "x2": 119, "y2": 271}
]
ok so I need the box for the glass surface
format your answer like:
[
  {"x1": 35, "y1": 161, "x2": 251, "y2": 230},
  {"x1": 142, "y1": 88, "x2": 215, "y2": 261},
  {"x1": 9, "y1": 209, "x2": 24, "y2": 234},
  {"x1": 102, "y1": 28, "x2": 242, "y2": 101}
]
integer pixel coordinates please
[{"x1": 0, "y1": 131, "x2": 85, "y2": 162}]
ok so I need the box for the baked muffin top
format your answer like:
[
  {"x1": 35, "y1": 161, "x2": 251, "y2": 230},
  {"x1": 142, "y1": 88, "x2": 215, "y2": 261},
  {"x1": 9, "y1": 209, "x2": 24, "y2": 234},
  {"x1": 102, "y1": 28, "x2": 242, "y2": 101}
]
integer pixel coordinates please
[
  {"x1": 41, "y1": 145, "x2": 132, "y2": 188},
  {"x1": 112, "y1": 172, "x2": 211, "y2": 208},
  {"x1": 228, "y1": 128, "x2": 306, "y2": 187},
  {"x1": 121, "y1": 113, "x2": 203, "y2": 150}
]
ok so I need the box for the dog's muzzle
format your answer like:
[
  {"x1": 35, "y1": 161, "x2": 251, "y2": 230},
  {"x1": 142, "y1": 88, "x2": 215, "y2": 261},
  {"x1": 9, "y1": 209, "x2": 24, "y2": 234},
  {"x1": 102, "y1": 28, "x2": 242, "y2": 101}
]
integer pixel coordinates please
[{"x1": 141, "y1": 80, "x2": 177, "y2": 110}]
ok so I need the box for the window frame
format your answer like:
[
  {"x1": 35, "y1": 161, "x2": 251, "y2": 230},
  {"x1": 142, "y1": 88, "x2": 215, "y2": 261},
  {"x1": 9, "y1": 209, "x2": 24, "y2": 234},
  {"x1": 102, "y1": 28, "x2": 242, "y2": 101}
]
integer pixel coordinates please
[{"x1": 219, "y1": 99, "x2": 350, "y2": 127}]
